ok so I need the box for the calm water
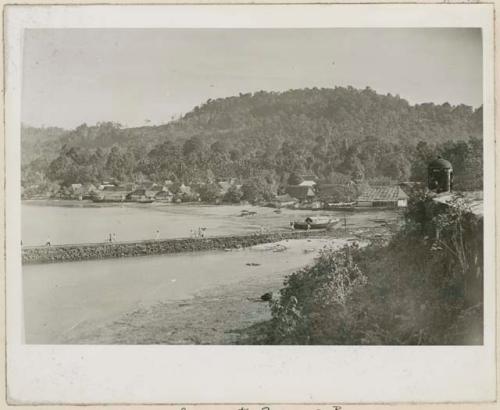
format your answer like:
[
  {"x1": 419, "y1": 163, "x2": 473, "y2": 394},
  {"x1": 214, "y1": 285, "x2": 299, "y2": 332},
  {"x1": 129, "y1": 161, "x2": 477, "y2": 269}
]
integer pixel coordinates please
[
  {"x1": 23, "y1": 238, "x2": 345, "y2": 344},
  {"x1": 22, "y1": 201, "x2": 338, "y2": 245},
  {"x1": 22, "y1": 200, "x2": 396, "y2": 246}
]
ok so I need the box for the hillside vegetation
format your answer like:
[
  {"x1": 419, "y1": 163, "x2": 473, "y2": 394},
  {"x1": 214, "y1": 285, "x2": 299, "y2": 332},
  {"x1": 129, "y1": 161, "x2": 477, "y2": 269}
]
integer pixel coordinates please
[{"x1": 22, "y1": 86, "x2": 483, "y2": 195}]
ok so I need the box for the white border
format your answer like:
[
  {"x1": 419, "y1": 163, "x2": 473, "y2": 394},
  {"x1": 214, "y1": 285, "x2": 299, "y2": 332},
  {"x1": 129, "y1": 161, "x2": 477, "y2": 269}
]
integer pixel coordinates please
[{"x1": 5, "y1": 4, "x2": 496, "y2": 404}]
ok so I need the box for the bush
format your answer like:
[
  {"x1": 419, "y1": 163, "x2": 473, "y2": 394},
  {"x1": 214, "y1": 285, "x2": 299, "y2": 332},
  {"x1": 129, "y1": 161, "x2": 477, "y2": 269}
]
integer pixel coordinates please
[
  {"x1": 258, "y1": 193, "x2": 483, "y2": 345},
  {"x1": 268, "y1": 244, "x2": 368, "y2": 344},
  {"x1": 223, "y1": 185, "x2": 243, "y2": 203}
]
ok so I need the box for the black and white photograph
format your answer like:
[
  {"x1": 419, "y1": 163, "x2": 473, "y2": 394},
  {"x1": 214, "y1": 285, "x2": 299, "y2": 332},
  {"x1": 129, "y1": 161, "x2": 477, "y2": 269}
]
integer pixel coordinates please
[
  {"x1": 4, "y1": 3, "x2": 496, "y2": 405},
  {"x1": 19, "y1": 25, "x2": 486, "y2": 346}
]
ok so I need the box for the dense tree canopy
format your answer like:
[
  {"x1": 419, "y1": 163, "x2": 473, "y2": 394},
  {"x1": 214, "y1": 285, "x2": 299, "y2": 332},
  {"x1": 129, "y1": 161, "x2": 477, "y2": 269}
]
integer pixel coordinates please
[{"x1": 21, "y1": 86, "x2": 483, "y2": 194}]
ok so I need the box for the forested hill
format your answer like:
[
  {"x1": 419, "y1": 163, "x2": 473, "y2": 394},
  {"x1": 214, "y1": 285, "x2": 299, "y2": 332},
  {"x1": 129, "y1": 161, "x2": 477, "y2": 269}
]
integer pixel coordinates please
[{"x1": 22, "y1": 86, "x2": 483, "y2": 191}]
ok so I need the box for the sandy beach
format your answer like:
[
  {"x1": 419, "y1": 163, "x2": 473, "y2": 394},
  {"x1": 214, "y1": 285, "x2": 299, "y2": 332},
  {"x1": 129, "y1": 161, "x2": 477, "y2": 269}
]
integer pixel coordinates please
[{"x1": 43, "y1": 238, "x2": 354, "y2": 344}]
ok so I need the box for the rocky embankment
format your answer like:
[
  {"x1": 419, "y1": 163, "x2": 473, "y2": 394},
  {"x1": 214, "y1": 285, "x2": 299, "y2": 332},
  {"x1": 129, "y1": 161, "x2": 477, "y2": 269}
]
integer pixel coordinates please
[{"x1": 22, "y1": 230, "x2": 330, "y2": 264}]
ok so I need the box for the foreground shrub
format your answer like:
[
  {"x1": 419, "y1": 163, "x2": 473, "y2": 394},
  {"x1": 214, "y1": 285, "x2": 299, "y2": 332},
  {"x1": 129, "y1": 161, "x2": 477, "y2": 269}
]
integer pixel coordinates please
[
  {"x1": 263, "y1": 192, "x2": 483, "y2": 345},
  {"x1": 269, "y1": 244, "x2": 367, "y2": 344}
]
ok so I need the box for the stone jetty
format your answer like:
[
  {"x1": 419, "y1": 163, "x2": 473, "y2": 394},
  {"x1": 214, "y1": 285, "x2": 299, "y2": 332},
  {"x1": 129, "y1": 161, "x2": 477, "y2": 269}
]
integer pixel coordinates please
[{"x1": 22, "y1": 230, "x2": 329, "y2": 264}]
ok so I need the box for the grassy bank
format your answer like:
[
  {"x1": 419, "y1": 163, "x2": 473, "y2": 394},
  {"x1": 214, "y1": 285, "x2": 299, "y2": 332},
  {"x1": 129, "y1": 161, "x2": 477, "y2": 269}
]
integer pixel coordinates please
[{"x1": 241, "y1": 192, "x2": 483, "y2": 345}]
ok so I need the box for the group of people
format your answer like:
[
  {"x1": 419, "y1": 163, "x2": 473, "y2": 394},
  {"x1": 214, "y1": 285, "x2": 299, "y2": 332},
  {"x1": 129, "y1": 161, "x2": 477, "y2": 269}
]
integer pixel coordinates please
[
  {"x1": 106, "y1": 233, "x2": 117, "y2": 242},
  {"x1": 190, "y1": 227, "x2": 207, "y2": 238}
]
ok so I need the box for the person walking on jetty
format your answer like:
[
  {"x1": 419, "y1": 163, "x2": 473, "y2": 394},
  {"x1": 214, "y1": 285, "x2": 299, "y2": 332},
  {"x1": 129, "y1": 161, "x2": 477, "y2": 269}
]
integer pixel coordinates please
[{"x1": 199, "y1": 227, "x2": 206, "y2": 238}]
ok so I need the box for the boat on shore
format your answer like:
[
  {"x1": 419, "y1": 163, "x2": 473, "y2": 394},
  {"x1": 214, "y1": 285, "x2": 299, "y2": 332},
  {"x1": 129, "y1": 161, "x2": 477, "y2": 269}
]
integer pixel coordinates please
[
  {"x1": 293, "y1": 216, "x2": 339, "y2": 230},
  {"x1": 325, "y1": 202, "x2": 357, "y2": 211},
  {"x1": 91, "y1": 197, "x2": 124, "y2": 203},
  {"x1": 240, "y1": 209, "x2": 257, "y2": 216},
  {"x1": 91, "y1": 197, "x2": 154, "y2": 204}
]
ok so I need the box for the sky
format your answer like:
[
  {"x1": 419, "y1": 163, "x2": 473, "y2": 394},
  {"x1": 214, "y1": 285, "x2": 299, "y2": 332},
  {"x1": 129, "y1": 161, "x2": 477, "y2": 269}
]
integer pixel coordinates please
[{"x1": 22, "y1": 28, "x2": 482, "y2": 129}]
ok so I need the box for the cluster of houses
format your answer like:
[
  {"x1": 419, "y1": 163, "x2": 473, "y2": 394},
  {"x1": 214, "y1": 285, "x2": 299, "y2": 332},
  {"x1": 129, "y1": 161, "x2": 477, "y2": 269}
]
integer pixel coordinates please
[
  {"x1": 58, "y1": 179, "x2": 241, "y2": 204},
  {"x1": 50, "y1": 174, "x2": 408, "y2": 209},
  {"x1": 274, "y1": 175, "x2": 409, "y2": 209},
  {"x1": 59, "y1": 181, "x2": 186, "y2": 203}
]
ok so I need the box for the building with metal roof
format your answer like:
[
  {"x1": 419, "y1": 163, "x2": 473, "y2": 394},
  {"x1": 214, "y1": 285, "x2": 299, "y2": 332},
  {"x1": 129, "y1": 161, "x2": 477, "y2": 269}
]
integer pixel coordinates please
[{"x1": 357, "y1": 185, "x2": 408, "y2": 208}]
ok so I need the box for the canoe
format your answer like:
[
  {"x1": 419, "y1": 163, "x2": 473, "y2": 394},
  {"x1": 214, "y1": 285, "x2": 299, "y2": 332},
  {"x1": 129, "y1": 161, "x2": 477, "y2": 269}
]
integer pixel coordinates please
[
  {"x1": 293, "y1": 221, "x2": 331, "y2": 230},
  {"x1": 240, "y1": 210, "x2": 257, "y2": 216},
  {"x1": 293, "y1": 218, "x2": 339, "y2": 230}
]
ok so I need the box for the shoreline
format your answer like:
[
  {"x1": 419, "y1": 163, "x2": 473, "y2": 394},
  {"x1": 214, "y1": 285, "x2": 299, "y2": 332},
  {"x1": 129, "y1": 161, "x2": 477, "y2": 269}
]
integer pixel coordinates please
[
  {"x1": 21, "y1": 198, "x2": 406, "y2": 213},
  {"x1": 55, "y1": 238, "x2": 353, "y2": 345},
  {"x1": 22, "y1": 230, "x2": 334, "y2": 265}
]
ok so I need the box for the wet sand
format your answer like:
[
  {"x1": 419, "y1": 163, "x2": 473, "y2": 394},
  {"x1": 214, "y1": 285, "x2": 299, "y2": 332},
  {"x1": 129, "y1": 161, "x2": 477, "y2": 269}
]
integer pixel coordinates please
[
  {"x1": 25, "y1": 238, "x2": 353, "y2": 344},
  {"x1": 23, "y1": 202, "x2": 398, "y2": 344}
]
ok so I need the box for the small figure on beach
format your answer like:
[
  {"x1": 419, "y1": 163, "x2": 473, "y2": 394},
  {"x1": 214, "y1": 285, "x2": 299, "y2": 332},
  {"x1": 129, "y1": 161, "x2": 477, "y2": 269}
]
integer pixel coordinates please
[
  {"x1": 199, "y1": 227, "x2": 206, "y2": 238},
  {"x1": 108, "y1": 233, "x2": 113, "y2": 243},
  {"x1": 155, "y1": 229, "x2": 160, "y2": 240},
  {"x1": 290, "y1": 221, "x2": 295, "y2": 230},
  {"x1": 45, "y1": 236, "x2": 51, "y2": 246},
  {"x1": 113, "y1": 233, "x2": 117, "y2": 242}
]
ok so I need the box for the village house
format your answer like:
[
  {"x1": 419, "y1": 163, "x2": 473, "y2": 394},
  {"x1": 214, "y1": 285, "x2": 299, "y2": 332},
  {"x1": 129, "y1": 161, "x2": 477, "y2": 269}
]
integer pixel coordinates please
[
  {"x1": 95, "y1": 185, "x2": 130, "y2": 201},
  {"x1": 316, "y1": 183, "x2": 357, "y2": 205},
  {"x1": 126, "y1": 188, "x2": 156, "y2": 202},
  {"x1": 98, "y1": 181, "x2": 116, "y2": 190},
  {"x1": 173, "y1": 183, "x2": 200, "y2": 202},
  {"x1": 122, "y1": 182, "x2": 137, "y2": 191},
  {"x1": 271, "y1": 193, "x2": 298, "y2": 208},
  {"x1": 81, "y1": 183, "x2": 98, "y2": 199},
  {"x1": 56, "y1": 183, "x2": 95, "y2": 200},
  {"x1": 356, "y1": 185, "x2": 408, "y2": 208},
  {"x1": 139, "y1": 181, "x2": 160, "y2": 191},
  {"x1": 155, "y1": 189, "x2": 174, "y2": 202},
  {"x1": 286, "y1": 185, "x2": 316, "y2": 202},
  {"x1": 67, "y1": 183, "x2": 84, "y2": 200},
  {"x1": 298, "y1": 174, "x2": 318, "y2": 187}
]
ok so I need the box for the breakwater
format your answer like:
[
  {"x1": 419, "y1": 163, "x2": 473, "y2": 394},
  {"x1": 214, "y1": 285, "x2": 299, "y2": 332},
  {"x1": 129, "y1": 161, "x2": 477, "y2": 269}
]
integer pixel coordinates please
[{"x1": 22, "y1": 230, "x2": 329, "y2": 264}]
